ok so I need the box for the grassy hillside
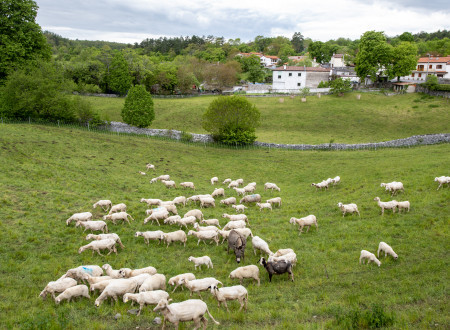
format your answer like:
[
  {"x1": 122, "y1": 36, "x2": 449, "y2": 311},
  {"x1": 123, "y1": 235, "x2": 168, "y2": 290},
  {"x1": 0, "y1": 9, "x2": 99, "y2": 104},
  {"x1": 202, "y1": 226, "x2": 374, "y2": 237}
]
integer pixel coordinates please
[
  {"x1": 0, "y1": 124, "x2": 449, "y2": 329},
  {"x1": 85, "y1": 93, "x2": 450, "y2": 144}
]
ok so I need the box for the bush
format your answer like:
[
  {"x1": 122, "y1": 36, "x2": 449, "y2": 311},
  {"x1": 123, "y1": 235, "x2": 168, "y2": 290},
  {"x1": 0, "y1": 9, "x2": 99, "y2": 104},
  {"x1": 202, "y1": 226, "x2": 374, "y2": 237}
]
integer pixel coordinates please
[
  {"x1": 334, "y1": 304, "x2": 395, "y2": 329},
  {"x1": 202, "y1": 95, "x2": 260, "y2": 145},
  {"x1": 318, "y1": 81, "x2": 330, "y2": 88},
  {"x1": 330, "y1": 78, "x2": 352, "y2": 95},
  {"x1": 121, "y1": 85, "x2": 155, "y2": 128},
  {"x1": 300, "y1": 87, "x2": 310, "y2": 98},
  {"x1": 73, "y1": 97, "x2": 104, "y2": 127}
]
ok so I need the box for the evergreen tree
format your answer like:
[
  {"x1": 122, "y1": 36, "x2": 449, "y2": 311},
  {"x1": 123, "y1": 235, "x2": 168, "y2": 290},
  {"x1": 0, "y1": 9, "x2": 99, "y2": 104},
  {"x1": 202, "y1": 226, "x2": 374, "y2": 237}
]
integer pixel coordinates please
[
  {"x1": 108, "y1": 51, "x2": 132, "y2": 95},
  {"x1": 121, "y1": 85, "x2": 155, "y2": 128}
]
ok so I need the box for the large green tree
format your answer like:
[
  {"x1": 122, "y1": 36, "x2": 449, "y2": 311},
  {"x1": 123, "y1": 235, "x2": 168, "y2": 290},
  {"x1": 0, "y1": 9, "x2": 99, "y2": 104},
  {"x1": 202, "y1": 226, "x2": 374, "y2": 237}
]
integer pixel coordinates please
[
  {"x1": 291, "y1": 32, "x2": 305, "y2": 53},
  {"x1": 121, "y1": 85, "x2": 154, "y2": 128},
  {"x1": 0, "y1": 0, "x2": 51, "y2": 81},
  {"x1": 389, "y1": 41, "x2": 418, "y2": 81},
  {"x1": 308, "y1": 41, "x2": 338, "y2": 64},
  {"x1": 108, "y1": 51, "x2": 132, "y2": 95}
]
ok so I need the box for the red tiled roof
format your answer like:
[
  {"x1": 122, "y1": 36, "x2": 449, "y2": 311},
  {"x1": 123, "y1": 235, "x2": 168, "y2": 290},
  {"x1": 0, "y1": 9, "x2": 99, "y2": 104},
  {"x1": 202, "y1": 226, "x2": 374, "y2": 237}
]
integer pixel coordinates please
[
  {"x1": 333, "y1": 54, "x2": 344, "y2": 58},
  {"x1": 417, "y1": 56, "x2": 450, "y2": 63},
  {"x1": 264, "y1": 55, "x2": 279, "y2": 60},
  {"x1": 274, "y1": 66, "x2": 330, "y2": 72}
]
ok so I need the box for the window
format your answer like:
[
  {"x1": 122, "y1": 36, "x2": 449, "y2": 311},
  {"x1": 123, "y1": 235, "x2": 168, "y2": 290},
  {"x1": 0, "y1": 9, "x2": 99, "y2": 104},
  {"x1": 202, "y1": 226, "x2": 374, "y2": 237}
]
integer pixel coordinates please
[
  {"x1": 411, "y1": 73, "x2": 415, "y2": 77},
  {"x1": 289, "y1": 73, "x2": 292, "y2": 77},
  {"x1": 417, "y1": 65, "x2": 424, "y2": 71},
  {"x1": 418, "y1": 73, "x2": 422, "y2": 77},
  {"x1": 297, "y1": 83, "x2": 301, "y2": 87},
  {"x1": 429, "y1": 65, "x2": 432, "y2": 69},
  {"x1": 298, "y1": 73, "x2": 301, "y2": 76},
  {"x1": 437, "y1": 65, "x2": 442, "y2": 69},
  {"x1": 278, "y1": 75, "x2": 281, "y2": 79}
]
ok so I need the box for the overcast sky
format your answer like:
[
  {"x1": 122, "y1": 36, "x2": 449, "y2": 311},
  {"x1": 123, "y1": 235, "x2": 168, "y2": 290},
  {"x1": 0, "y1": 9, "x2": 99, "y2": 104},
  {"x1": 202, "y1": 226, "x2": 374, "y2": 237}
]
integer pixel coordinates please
[{"x1": 35, "y1": 0, "x2": 449, "y2": 44}]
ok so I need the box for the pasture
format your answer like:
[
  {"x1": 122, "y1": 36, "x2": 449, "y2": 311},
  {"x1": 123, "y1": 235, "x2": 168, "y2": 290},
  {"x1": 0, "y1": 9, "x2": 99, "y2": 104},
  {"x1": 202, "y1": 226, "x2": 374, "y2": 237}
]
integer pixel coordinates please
[
  {"x1": 85, "y1": 92, "x2": 450, "y2": 144},
  {"x1": 0, "y1": 124, "x2": 449, "y2": 329}
]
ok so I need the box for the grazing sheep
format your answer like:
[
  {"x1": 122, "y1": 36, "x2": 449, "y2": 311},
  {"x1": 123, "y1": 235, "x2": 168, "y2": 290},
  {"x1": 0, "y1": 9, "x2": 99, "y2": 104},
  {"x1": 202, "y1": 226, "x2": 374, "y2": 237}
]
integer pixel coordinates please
[
  {"x1": 108, "y1": 203, "x2": 127, "y2": 214},
  {"x1": 209, "y1": 284, "x2": 248, "y2": 312},
  {"x1": 222, "y1": 178, "x2": 232, "y2": 184},
  {"x1": 39, "y1": 278, "x2": 77, "y2": 300},
  {"x1": 289, "y1": 215, "x2": 318, "y2": 234},
  {"x1": 243, "y1": 184, "x2": 256, "y2": 193},
  {"x1": 145, "y1": 206, "x2": 168, "y2": 216},
  {"x1": 84, "y1": 274, "x2": 113, "y2": 286},
  {"x1": 211, "y1": 177, "x2": 219, "y2": 185},
  {"x1": 377, "y1": 242, "x2": 398, "y2": 260},
  {"x1": 332, "y1": 176, "x2": 341, "y2": 185},
  {"x1": 311, "y1": 181, "x2": 329, "y2": 190},
  {"x1": 233, "y1": 187, "x2": 246, "y2": 196},
  {"x1": 233, "y1": 228, "x2": 253, "y2": 239},
  {"x1": 102, "y1": 264, "x2": 123, "y2": 279},
  {"x1": 266, "y1": 197, "x2": 282, "y2": 208},
  {"x1": 337, "y1": 202, "x2": 360, "y2": 217},
  {"x1": 374, "y1": 197, "x2": 398, "y2": 215},
  {"x1": 86, "y1": 233, "x2": 124, "y2": 249},
  {"x1": 62, "y1": 265, "x2": 103, "y2": 281},
  {"x1": 168, "y1": 273, "x2": 196, "y2": 293},
  {"x1": 188, "y1": 230, "x2": 219, "y2": 245},
  {"x1": 135, "y1": 231, "x2": 165, "y2": 245},
  {"x1": 397, "y1": 200, "x2": 410, "y2": 213},
  {"x1": 139, "y1": 171, "x2": 146, "y2": 175},
  {"x1": 90, "y1": 279, "x2": 114, "y2": 294},
  {"x1": 76, "y1": 220, "x2": 108, "y2": 233},
  {"x1": 240, "y1": 194, "x2": 261, "y2": 204},
  {"x1": 143, "y1": 209, "x2": 169, "y2": 226},
  {"x1": 94, "y1": 278, "x2": 139, "y2": 307},
  {"x1": 229, "y1": 265, "x2": 260, "y2": 286},
  {"x1": 220, "y1": 197, "x2": 237, "y2": 206},
  {"x1": 223, "y1": 220, "x2": 247, "y2": 231},
  {"x1": 180, "y1": 182, "x2": 196, "y2": 190},
  {"x1": 161, "y1": 180, "x2": 177, "y2": 189},
  {"x1": 78, "y1": 239, "x2": 117, "y2": 256},
  {"x1": 200, "y1": 218, "x2": 221, "y2": 227},
  {"x1": 434, "y1": 176, "x2": 450, "y2": 190},
  {"x1": 381, "y1": 181, "x2": 404, "y2": 196},
  {"x1": 55, "y1": 285, "x2": 90, "y2": 304},
  {"x1": 217, "y1": 229, "x2": 232, "y2": 244},
  {"x1": 268, "y1": 252, "x2": 297, "y2": 268},
  {"x1": 161, "y1": 230, "x2": 187, "y2": 247},
  {"x1": 273, "y1": 248, "x2": 295, "y2": 257},
  {"x1": 184, "y1": 209, "x2": 203, "y2": 220},
  {"x1": 93, "y1": 200, "x2": 112, "y2": 212},
  {"x1": 199, "y1": 197, "x2": 216, "y2": 208},
  {"x1": 188, "y1": 256, "x2": 214, "y2": 270},
  {"x1": 146, "y1": 163, "x2": 155, "y2": 171},
  {"x1": 256, "y1": 202, "x2": 272, "y2": 211},
  {"x1": 264, "y1": 182, "x2": 281, "y2": 192},
  {"x1": 232, "y1": 204, "x2": 248, "y2": 213},
  {"x1": 177, "y1": 216, "x2": 197, "y2": 229},
  {"x1": 179, "y1": 278, "x2": 223, "y2": 298},
  {"x1": 359, "y1": 250, "x2": 381, "y2": 267},
  {"x1": 118, "y1": 266, "x2": 157, "y2": 278},
  {"x1": 66, "y1": 212, "x2": 92, "y2": 226},
  {"x1": 164, "y1": 215, "x2": 182, "y2": 225},
  {"x1": 211, "y1": 188, "x2": 225, "y2": 198},
  {"x1": 149, "y1": 178, "x2": 158, "y2": 184},
  {"x1": 103, "y1": 211, "x2": 134, "y2": 225},
  {"x1": 140, "y1": 198, "x2": 162, "y2": 206},
  {"x1": 157, "y1": 174, "x2": 170, "y2": 181},
  {"x1": 139, "y1": 274, "x2": 166, "y2": 292},
  {"x1": 173, "y1": 196, "x2": 187, "y2": 207},
  {"x1": 193, "y1": 223, "x2": 219, "y2": 232},
  {"x1": 251, "y1": 236, "x2": 273, "y2": 256},
  {"x1": 228, "y1": 180, "x2": 239, "y2": 189},
  {"x1": 123, "y1": 290, "x2": 169, "y2": 316},
  {"x1": 153, "y1": 298, "x2": 220, "y2": 329},
  {"x1": 258, "y1": 257, "x2": 294, "y2": 282},
  {"x1": 235, "y1": 178, "x2": 244, "y2": 186}
]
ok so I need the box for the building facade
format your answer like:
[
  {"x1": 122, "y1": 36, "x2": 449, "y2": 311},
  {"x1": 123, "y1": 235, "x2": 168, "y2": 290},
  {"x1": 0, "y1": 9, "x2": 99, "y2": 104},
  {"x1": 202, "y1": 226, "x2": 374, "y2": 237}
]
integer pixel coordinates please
[{"x1": 272, "y1": 65, "x2": 331, "y2": 92}]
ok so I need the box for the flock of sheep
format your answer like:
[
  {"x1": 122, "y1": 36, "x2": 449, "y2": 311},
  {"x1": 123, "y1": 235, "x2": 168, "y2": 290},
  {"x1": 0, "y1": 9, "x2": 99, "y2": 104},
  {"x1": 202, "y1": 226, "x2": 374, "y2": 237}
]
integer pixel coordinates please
[{"x1": 40, "y1": 164, "x2": 450, "y2": 329}]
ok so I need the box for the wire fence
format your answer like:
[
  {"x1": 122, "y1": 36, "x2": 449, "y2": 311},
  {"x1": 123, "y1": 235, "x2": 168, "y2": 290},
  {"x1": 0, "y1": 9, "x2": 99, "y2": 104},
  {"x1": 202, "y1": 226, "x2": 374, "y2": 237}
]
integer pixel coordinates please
[{"x1": 1, "y1": 117, "x2": 449, "y2": 152}]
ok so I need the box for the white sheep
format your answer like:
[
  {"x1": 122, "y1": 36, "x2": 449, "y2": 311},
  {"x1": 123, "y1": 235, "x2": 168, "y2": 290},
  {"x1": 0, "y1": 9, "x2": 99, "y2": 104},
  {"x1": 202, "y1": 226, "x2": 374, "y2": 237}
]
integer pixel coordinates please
[
  {"x1": 146, "y1": 163, "x2": 155, "y2": 171},
  {"x1": 94, "y1": 278, "x2": 139, "y2": 306},
  {"x1": 39, "y1": 278, "x2": 77, "y2": 300},
  {"x1": 251, "y1": 236, "x2": 273, "y2": 256},
  {"x1": 188, "y1": 256, "x2": 214, "y2": 270},
  {"x1": 188, "y1": 230, "x2": 219, "y2": 246},
  {"x1": 119, "y1": 266, "x2": 158, "y2": 278},
  {"x1": 337, "y1": 202, "x2": 360, "y2": 217},
  {"x1": 377, "y1": 242, "x2": 398, "y2": 260},
  {"x1": 193, "y1": 223, "x2": 219, "y2": 232},
  {"x1": 229, "y1": 265, "x2": 260, "y2": 286},
  {"x1": 266, "y1": 197, "x2": 282, "y2": 208},
  {"x1": 161, "y1": 230, "x2": 187, "y2": 247},
  {"x1": 179, "y1": 277, "x2": 223, "y2": 298},
  {"x1": 228, "y1": 180, "x2": 239, "y2": 189},
  {"x1": 240, "y1": 194, "x2": 261, "y2": 204},
  {"x1": 211, "y1": 188, "x2": 225, "y2": 198},
  {"x1": 256, "y1": 202, "x2": 272, "y2": 211},
  {"x1": 233, "y1": 227, "x2": 253, "y2": 239},
  {"x1": 140, "y1": 198, "x2": 162, "y2": 206},
  {"x1": 268, "y1": 252, "x2": 298, "y2": 267},
  {"x1": 76, "y1": 220, "x2": 108, "y2": 233},
  {"x1": 86, "y1": 233, "x2": 124, "y2": 249},
  {"x1": 217, "y1": 229, "x2": 231, "y2": 244},
  {"x1": 103, "y1": 211, "x2": 134, "y2": 224},
  {"x1": 180, "y1": 181, "x2": 196, "y2": 190},
  {"x1": 90, "y1": 279, "x2": 114, "y2": 294},
  {"x1": 243, "y1": 184, "x2": 256, "y2": 193},
  {"x1": 289, "y1": 215, "x2": 318, "y2": 234},
  {"x1": 164, "y1": 215, "x2": 182, "y2": 225},
  {"x1": 434, "y1": 176, "x2": 450, "y2": 190},
  {"x1": 200, "y1": 218, "x2": 221, "y2": 227},
  {"x1": 222, "y1": 213, "x2": 249, "y2": 225},
  {"x1": 135, "y1": 230, "x2": 165, "y2": 245},
  {"x1": 210, "y1": 177, "x2": 219, "y2": 185},
  {"x1": 145, "y1": 206, "x2": 168, "y2": 216},
  {"x1": 232, "y1": 204, "x2": 248, "y2": 213},
  {"x1": 78, "y1": 239, "x2": 117, "y2": 256},
  {"x1": 177, "y1": 216, "x2": 197, "y2": 229},
  {"x1": 143, "y1": 209, "x2": 169, "y2": 226},
  {"x1": 235, "y1": 178, "x2": 244, "y2": 185},
  {"x1": 200, "y1": 197, "x2": 216, "y2": 208},
  {"x1": 173, "y1": 196, "x2": 187, "y2": 207},
  {"x1": 108, "y1": 203, "x2": 127, "y2": 214},
  {"x1": 233, "y1": 187, "x2": 246, "y2": 196},
  {"x1": 273, "y1": 248, "x2": 294, "y2": 257},
  {"x1": 139, "y1": 274, "x2": 166, "y2": 292},
  {"x1": 223, "y1": 220, "x2": 246, "y2": 231},
  {"x1": 102, "y1": 264, "x2": 122, "y2": 279},
  {"x1": 397, "y1": 200, "x2": 410, "y2": 213},
  {"x1": 311, "y1": 181, "x2": 329, "y2": 190},
  {"x1": 62, "y1": 265, "x2": 104, "y2": 281},
  {"x1": 209, "y1": 284, "x2": 248, "y2": 312},
  {"x1": 381, "y1": 181, "x2": 404, "y2": 196},
  {"x1": 168, "y1": 273, "x2": 196, "y2": 293},
  {"x1": 374, "y1": 197, "x2": 398, "y2": 215},
  {"x1": 84, "y1": 274, "x2": 113, "y2": 286},
  {"x1": 66, "y1": 212, "x2": 92, "y2": 226},
  {"x1": 264, "y1": 182, "x2": 280, "y2": 192},
  {"x1": 55, "y1": 285, "x2": 90, "y2": 304},
  {"x1": 222, "y1": 178, "x2": 232, "y2": 184},
  {"x1": 123, "y1": 290, "x2": 169, "y2": 316},
  {"x1": 220, "y1": 197, "x2": 237, "y2": 206},
  {"x1": 184, "y1": 209, "x2": 203, "y2": 220},
  {"x1": 332, "y1": 176, "x2": 341, "y2": 185},
  {"x1": 93, "y1": 200, "x2": 112, "y2": 212},
  {"x1": 359, "y1": 250, "x2": 381, "y2": 267},
  {"x1": 161, "y1": 180, "x2": 177, "y2": 188},
  {"x1": 157, "y1": 174, "x2": 170, "y2": 181},
  {"x1": 139, "y1": 171, "x2": 146, "y2": 175}
]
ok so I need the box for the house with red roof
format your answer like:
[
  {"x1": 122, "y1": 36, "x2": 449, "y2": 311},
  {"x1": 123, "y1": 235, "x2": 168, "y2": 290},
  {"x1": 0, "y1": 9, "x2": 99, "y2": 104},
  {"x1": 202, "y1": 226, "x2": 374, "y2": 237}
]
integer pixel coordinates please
[
  {"x1": 272, "y1": 65, "x2": 331, "y2": 92},
  {"x1": 237, "y1": 52, "x2": 280, "y2": 68},
  {"x1": 402, "y1": 56, "x2": 450, "y2": 82}
]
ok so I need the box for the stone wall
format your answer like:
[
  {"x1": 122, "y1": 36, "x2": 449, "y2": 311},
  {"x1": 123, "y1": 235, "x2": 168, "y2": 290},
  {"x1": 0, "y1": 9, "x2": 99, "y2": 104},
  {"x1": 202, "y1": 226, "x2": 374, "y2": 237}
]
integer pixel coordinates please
[{"x1": 305, "y1": 72, "x2": 330, "y2": 88}]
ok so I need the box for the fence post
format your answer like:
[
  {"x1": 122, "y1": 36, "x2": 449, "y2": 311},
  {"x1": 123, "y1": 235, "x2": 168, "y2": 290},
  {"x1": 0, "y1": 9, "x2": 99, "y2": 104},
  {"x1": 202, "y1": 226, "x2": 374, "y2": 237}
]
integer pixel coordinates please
[
  {"x1": 57, "y1": 120, "x2": 60, "y2": 127},
  {"x1": 87, "y1": 122, "x2": 90, "y2": 131},
  {"x1": 29, "y1": 117, "x2": 31, "y2": 124}
]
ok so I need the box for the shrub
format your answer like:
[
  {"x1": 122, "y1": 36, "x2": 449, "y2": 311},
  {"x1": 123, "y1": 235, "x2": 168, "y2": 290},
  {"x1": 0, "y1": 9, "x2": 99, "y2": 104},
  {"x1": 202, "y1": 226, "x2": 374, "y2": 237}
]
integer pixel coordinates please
[
  {"x1": 318, "y1": 80, "x2": 330, "y2": 88},
  {"x1": 180, "y1": 131, "x2": 193, "y2": 142},
  {"x1": 330, "y1": 78, "x2": 352, "y2": 96},
  {"x1": 300, "y1": 87, "x2": 310, "y2": 98},
  {"x1": 73, "y1": 97, "x2": 104, "y2": 127},
  {"x1": 202, "y1": 95, "x2": 260, "y2": 145},
  {"x1": 121, "y1": 85, "x2": 155, "y2": 128},
  {"x1": 334, "y1": 304, "x2": 395, "y2": 329}
]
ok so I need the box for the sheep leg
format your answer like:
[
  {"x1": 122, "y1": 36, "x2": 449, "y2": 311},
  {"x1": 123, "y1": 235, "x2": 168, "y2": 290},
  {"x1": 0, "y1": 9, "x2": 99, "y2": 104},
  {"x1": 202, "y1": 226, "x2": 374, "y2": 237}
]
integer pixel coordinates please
[
  {"x1": 306, "y1": 226, "x2": 310, "y2": 233},
  {"x1": 238, "y1": 298, "x2": 245, "y2": 312},
  {"x1": 223, "y1": 301, "x2": 229, "y2": 312},
  {"x1": 138, "y1": 303, "x2": 144, "y2": 316}
]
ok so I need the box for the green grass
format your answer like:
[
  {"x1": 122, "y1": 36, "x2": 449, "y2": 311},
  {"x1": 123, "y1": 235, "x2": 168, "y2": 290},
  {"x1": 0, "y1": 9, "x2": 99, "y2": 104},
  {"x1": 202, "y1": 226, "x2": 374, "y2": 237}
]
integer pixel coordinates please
[
  {"x1": 0, "y1": 124, "x2": 449, "y2": 329},
  {"x1": 85, "y1": 93, "x2": 450, "y2": 144}
]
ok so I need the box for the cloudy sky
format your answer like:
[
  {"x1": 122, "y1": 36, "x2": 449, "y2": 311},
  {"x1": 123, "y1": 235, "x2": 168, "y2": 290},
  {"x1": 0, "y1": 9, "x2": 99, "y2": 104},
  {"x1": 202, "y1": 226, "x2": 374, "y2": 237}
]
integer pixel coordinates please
[{"x1": 35, "y1": 0, "x2": 449, "y2": 44}]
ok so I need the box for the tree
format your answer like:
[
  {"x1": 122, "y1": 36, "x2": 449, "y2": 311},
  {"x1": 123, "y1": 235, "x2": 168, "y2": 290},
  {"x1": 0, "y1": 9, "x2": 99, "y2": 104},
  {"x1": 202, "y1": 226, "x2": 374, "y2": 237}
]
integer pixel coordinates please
[
  {"x1": 202, "y1": 96, "x2": 260, "y2": 145},
  {"x1": 388, "y1": 42, "x2": 418, "y2": 81},
  {"x1": 121, "y1": 85, "x2": 154, "y2": 128},
  {"x1": 204, "y1": 61, "x2": 241, "y2": 92},
  {"x1": 308, "y1": 41, "x2": 337, "y2": 64},
  {"x1": 291, "y1": 32, "x2": 305, "y2": 53},
  {"x1": 329, "y1": 77, "x2": 352, "y2": 96},
  {"x1": 108, "y1": 51, "x2": 132, "y2": 95}
]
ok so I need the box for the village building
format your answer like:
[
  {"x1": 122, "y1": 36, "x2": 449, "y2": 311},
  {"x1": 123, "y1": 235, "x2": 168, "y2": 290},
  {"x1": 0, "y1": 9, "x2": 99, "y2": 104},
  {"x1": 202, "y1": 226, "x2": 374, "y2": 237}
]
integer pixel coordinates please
[{"x1": 272, "y1": 65, "x2": 331, "y2": 92}]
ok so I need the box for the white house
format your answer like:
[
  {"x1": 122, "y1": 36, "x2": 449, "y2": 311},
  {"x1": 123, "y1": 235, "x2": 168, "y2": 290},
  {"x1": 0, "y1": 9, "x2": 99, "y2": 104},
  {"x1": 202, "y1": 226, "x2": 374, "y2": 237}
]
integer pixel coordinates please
[
  {"x1": 272, "y1": 65, "x2": 331, "y2": 92},
  {"x1": 401, "y1": 56, "x2": 450, "y2": 82},
  {"x1": 330, "y1": 54, "x2": 345, "y2": 68},
  {"x1": 236, "y1": 52, "x2": 279, "y2": 68}
]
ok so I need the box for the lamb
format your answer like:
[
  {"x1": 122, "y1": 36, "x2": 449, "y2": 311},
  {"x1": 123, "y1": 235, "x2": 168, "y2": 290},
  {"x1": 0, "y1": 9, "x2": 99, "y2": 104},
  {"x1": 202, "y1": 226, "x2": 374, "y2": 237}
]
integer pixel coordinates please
[
  {"x1": 273, "y1": 248, "x2": 295, "y2": 257},
  {"x1": 108, "y1": 203, "x2": 127, "y2": 214},
  {"x1": 184, "y1": 209, "x2": 203, "y2": 220},
  {"x1": 153, "y1": 298, "x2": 220, "y2": 329},
  {"x1": 161, "y1": 230, "x2": 187, "y2": 247},
  {"x1": 359, "y1": 250, "x2": 381, "y2": 267},
  {"x1": 177, "y1": 216, "x2": 197, "y2": 229},
  {"x1": 180, "y1": 181, "x2": 195, "y2": 190},
  {"x1": 217, "y1": 229, "x2": 232, "y2": 244},
  {"x1": 173, "y1": 196, "x2": 187, "y2": 207},
  {"x1": 39, "y1": 278, "x2": 77, "y2": 300},
  {"x1": 157, "y1": 174, "x2": 170, "y2": 181},
  {"x1": 337, "y1": 202, "x2": 360, "y2": 217},
  {"x1": 119, "y1": 266, "x2": 158, "y2": 279},
  {"x1": 289, "y1": 215, "x2": 318, "y2": 234},
  {"x1": 223, "y1": 220, "x2": 247, "y2": 231},
  {"x1": 396, "y1": 200, "x2": 410, "y2": 213},
  {"x1": 331, "y1": 176, "x2": 341, "y2": 185},
  {"x1": 220, "y1": 197, "x2": 237, "y2": 205},
  {"x1": 199, "y1": 196, "x2": 216, "y2": 208},
  {"x1": 123, "y1": 290, "x2": 169, "y2": 316},
  {"x1": 102, "y1": 264, "x2": 123, "y2": 279},
  {"x1": 168, "y1": 273, "x2": 196, "y2": 293},
  {"x1": 139, "y1": 274, "x2": 166, "y2": 292},
  {"x1": 228, "y1": 180, "x2": 239, "y2": 189},
  {"x1": 240, "y1": 194, "x2": 261, "y2": 204},
  {"x1": 139, "y1": 171, "x2": 146, "y2": 175},
  {"x1": 188, "y1": 256, "x2": 214, "y2": 270},
  {"x1": 193, "y1": 223, "x2": 219, "y2": 232},
  {"x1": 76, "y1": 220, "x2": 108, "y2": 233},
  {"x1": 135, "y1": 231, "x2": 165, "y2": 245},
  {"x1": 179, "y1": 277, "x2": 223, "y2": 298},
  {"x1": 210, "y1": 177, "x2": 219, "y2": 185},
  {"x1": 434, "y1": 176, "x2": 450, "y2": 190},
  {"x1": 55, "y1": 285, "x2": 90, "y2": 304},
  {"x1": 243, "y1": 184, "x2": 256, "y2": 193},
  {"x1": 251, "y1": 236, "x2": 273, "y2": 256},
  {"x1": 86, "y1": 233, "x2": 124, "y2": 249},
  {"x1": 209, "y1": 284, "x2": 248, "y2": 312},
  {"x1": 103, "y1": 211, "x2": 134, "y2": 225},
  {"x1": 211, "y1": 188, "x2": 225, "y2": 198},
  {"x1": 188, "y1": 230, "x2": 219, "y2": 246},
  {"x1": 233, "y1": 228, "x2": 253, "y2": 239},
  {"x1": 200, "y1": 218, "x2": 221, "y2": 227},
  {"x1": 233, "y1": 187, "x2": 246, "y2": 196},
  {"x1": 256, "y1": 202, "x2": 272, "y2": 211},
  {"x1": 222, "y1": 178, "x2": 232, "y2": 184},
  {"x1": 235, "y1": 178, "x2": 244, "y2": 186},
  {"x1": 146, "y1": 163, "x2": 155, "y2": 171},
  {"x1": 161, "y1": 179, "x2": 176, "y2": 188},
  {"x1": 140, "y1": 198, "x2": 162, "y2": 206},
  {"x1": 311, "y1": 181, "x2": 329, "y2": 190},
  {"x1": 268, "y1": 252, "x2": 297, "y2": 267},
  {"x1": 66, "y1": 212, "x2": 92, "y2": 225},
  {"x1": 266, "y1": 197, "x2": 282, "y2": 208},
  {"x1": 94, "y1": 278, "x2": 139, "y2": 306},
  {"x1": 373, "y1": 197, "x2": 398, "y2": 215},
  {"x1": 164, "y1": 215, "x2": 182, "y2": 225},
  {"x1": 264, "y1": 182, "x2": 281, "y2": 192},
  {"x1": 381, "y1": 181, "x2": 404, "y2": 196},
  {"x1": 93, "y1": 200, "x2": 112, "y2": 212},
  {"x1": 259, "y1": 257, "x2": 294, "y2": 282},
  {"x1": 377, "y1": 242, "x2": 398, "y2": 260},
  {"x1": 229, "y1": 265, "x2": 260, "y2": 286},
  {"x1": 232, "y1": 204, "x2": 248, "y2": 213},
  {"x1": 78, "y1": 239, "x2": 117, "y2": 256},
  {"x1": 143, "y1": 209, "x2": 169, "y2": 226},
  {"x1": 222, "y1": 213, "x2": 249, "y2": 225}
]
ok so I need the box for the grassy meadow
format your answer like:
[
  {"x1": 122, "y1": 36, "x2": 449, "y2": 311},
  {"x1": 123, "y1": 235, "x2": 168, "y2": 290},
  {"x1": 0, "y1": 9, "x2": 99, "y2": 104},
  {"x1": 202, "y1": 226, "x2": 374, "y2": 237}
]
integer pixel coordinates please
[
  {"x1": 0, "y1": 123, "x2": 449, "y2": 329},
  {"x1": 85, "y1": 92, "x2": 450, "y2": 145}
]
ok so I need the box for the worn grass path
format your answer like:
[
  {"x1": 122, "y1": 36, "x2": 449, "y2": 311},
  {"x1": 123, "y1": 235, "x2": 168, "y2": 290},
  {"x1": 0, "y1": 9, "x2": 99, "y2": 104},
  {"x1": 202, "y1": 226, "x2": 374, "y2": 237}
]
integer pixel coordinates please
[{"x1": 0, "y1": 124, "x2": 448, "y2": 329}]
